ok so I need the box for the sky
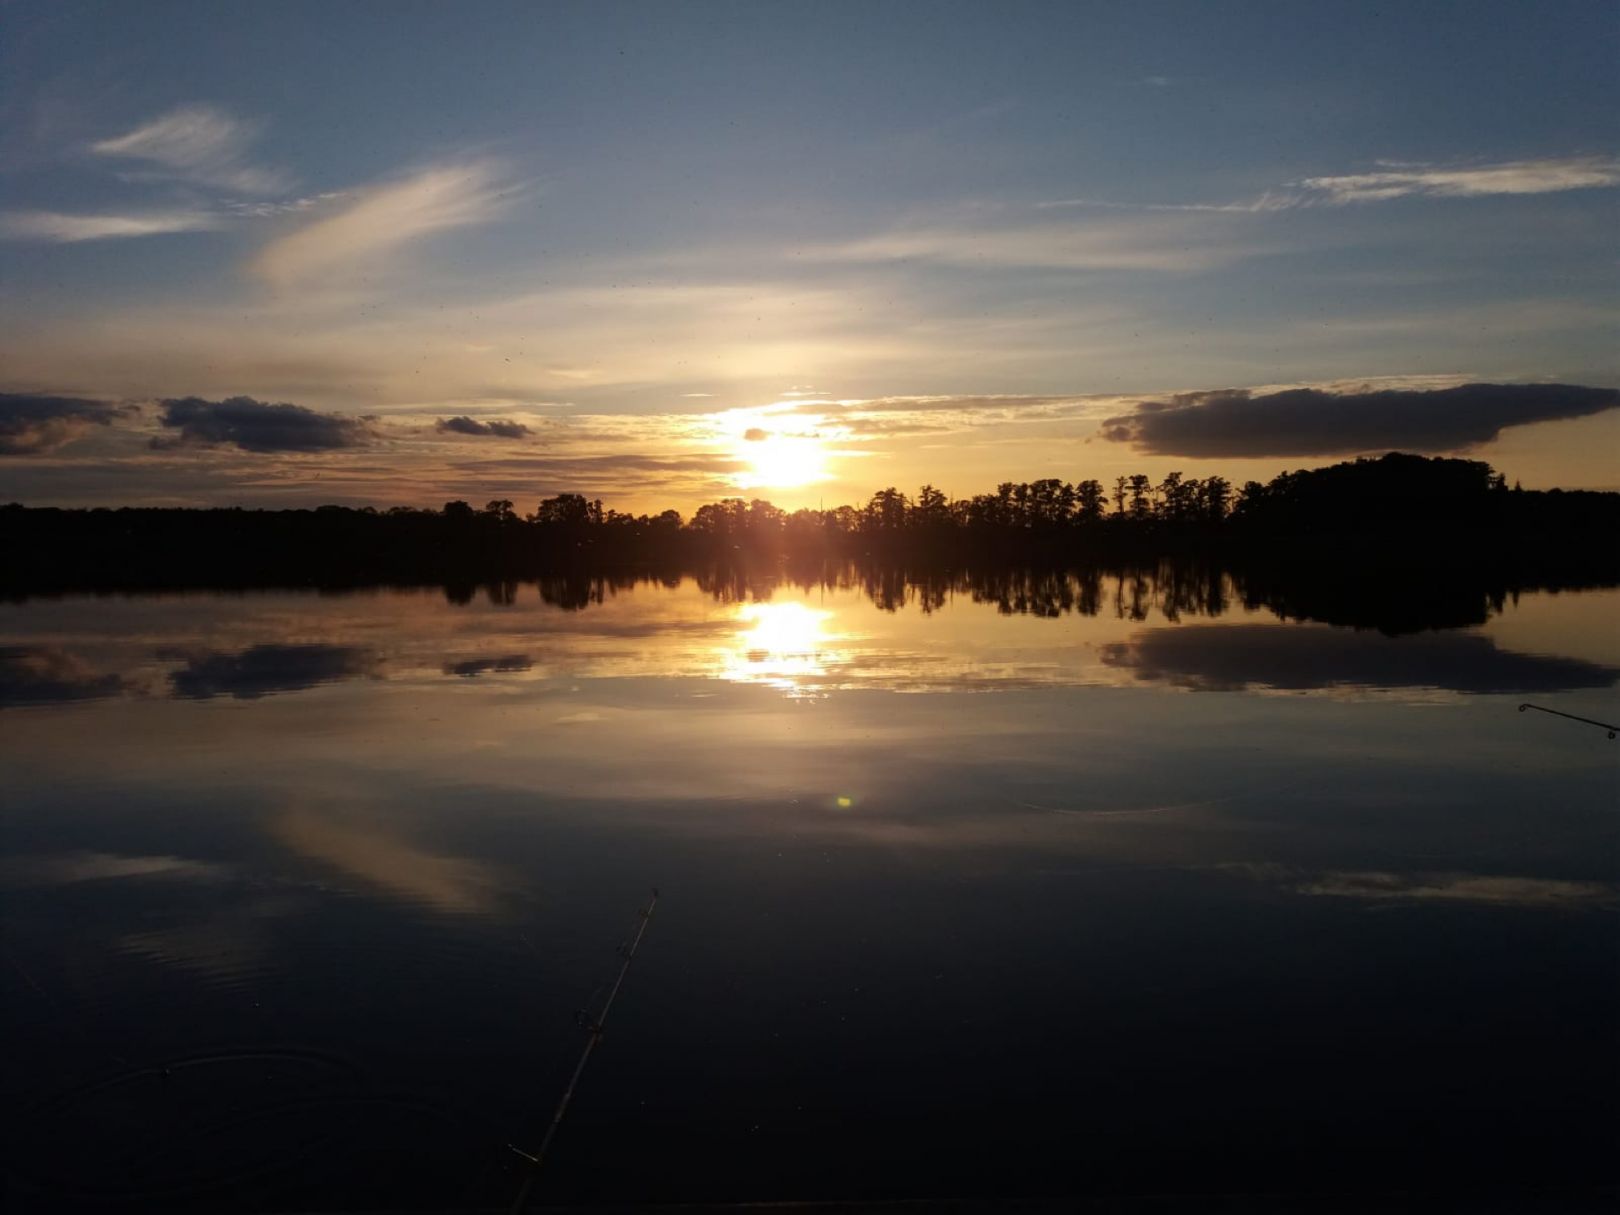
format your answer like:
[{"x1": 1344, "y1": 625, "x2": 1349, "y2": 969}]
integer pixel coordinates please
[{"x1": 1, "y1": 0, "x2": 1617, "y2": 511}]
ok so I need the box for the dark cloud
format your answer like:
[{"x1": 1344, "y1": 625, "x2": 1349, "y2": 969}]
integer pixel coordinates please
[
  {"x1": 156, "y1": 395, "x2": 375, "y2": 453},
  {"x1": 443, "y1": 654, "x2": 532, "y2": 677},
  {"x1": 1099, "y1": 382, "x2": 1620, "y2": 457},
  {"x1": 435, "y1": 415, "x2": 532, "y2": 439},
  {"x1": 1099, "y1": 624, "x2": 1619, "y2": 695},
  {"x1": 0, "y1": 393, "x2": 123, "y2": 456},
  {"x1": 0, "y1": 647, "x2": 127, "y2": 707},
  {"x1": 169, "y1": 644, "x2": 378, "y2": 699}
]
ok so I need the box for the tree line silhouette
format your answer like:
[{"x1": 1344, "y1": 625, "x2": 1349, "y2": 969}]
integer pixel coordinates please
[{"x1": 4, "y1": 453, "x2": 1617, "y2": 593}]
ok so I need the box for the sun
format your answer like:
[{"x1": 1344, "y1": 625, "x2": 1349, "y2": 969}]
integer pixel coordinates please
[{"x1": 736, "y1": 429, "x2": 829, "y2": 490}]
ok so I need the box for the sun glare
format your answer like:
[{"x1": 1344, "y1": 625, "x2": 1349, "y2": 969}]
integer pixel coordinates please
[
  {"x1": 720, "y1": 601, "x2": 839, "y2": 694},
  {"x1": 736, "y1": 430, "x2": 829, "y2": 490}
]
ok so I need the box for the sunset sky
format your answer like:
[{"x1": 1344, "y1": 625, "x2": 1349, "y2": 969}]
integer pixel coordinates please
[{"x1": 2, "y1": 0, "x2": 1616, "y2": 511}]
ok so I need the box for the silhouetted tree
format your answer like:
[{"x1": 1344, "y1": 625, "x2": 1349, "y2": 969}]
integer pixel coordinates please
[{"x1": 4, "y1": 453, "x2": 1616, "y2": 597}]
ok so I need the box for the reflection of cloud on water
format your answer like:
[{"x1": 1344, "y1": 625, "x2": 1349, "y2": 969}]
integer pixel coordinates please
[
  {"x1": 443, "y1": 654, "x2": 531, "y2": 677},
  {"x1": 0, "y1": 646, "x2": 130, "y2": 707},
  {"x1": 0, "y1": 850, "x2": 311, "y2": 986},
  {"x1": 1099, "y1": 624, "x2": 1620, "y2": 695},
  {"x1": 270, "y1": 805, "x2": 502, "y2": 915},
  {"x1": 1221, "y1": 862, "x2": 1617, "y2": 909},
  {"x1": 0, "y1": 851, "x2": 228, "y2": 888},
  {"x1": 10, "y1": 580, "x2": 1617, "y2": 703},
  {"x1": 1297, "y1": 870, "x2": 1616, "y2": 908},
  {"x1": 169, "y1": 644, "x2": 380, "y2": 699}
]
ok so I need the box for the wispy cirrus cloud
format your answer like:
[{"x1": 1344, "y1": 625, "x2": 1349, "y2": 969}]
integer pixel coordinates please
[
  {"x1": 1296, "y1": 156, "x2": 1620, "y2": 204},
  {"x1": 1036, "y1": 194, "x2": 1295, "y2": 215},
  {"x1": 813, "y1": 212, "x2": 1256, "y2": 272},
  {"x1": 442, "y1": 452, "x2": 746, "y2": 478},
  {"x1": 1044, "y1": 156, "x2": 1620, "y2": 214},
  {"x1": 90, "y1": 104, "x2": 288, "y2": 194},
  {"x1": 0, "y1": 209, "x2": 222, "y2": 243},
  {"x1": 250, "y1": 161, "x2": 514, "y2": 288}
]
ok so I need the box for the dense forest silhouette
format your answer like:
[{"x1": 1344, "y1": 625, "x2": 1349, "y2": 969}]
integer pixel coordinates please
[{"x1": 5, "y1": 454, "x2": 1617, "y2": 609}]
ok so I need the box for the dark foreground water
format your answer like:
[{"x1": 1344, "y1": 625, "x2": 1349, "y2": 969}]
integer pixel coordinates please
[{"x1": 2, "y1": 569, "x2": 1617, "y2": 1210}]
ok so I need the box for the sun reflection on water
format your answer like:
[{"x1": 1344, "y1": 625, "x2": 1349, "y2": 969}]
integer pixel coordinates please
[{"x1": 718, "y1": 601, "x2": 842, "y2": 695}]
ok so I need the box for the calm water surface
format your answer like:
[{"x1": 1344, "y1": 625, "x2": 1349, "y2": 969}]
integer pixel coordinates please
[{"x1": 3, "y1": 571, "x2": 1617, "y2": 1209}]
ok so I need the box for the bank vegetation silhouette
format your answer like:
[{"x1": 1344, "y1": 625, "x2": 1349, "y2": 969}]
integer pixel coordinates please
[{"x1": 5, "y1": 454, "x2": 1616, "y2": 603}]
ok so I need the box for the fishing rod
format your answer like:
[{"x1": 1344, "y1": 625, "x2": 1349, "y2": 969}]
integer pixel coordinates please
[
  {"x1": 1519, "y1": 703, "x2": 1618, "y2": 739},
  {"x1": 508, "y1": 888, "x2": 659, "y2": 1215}
]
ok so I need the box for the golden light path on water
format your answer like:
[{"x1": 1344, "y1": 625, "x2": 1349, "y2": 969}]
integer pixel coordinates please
[{"x1": 717, "y1": 601, "x2": 842, "y2": 695}]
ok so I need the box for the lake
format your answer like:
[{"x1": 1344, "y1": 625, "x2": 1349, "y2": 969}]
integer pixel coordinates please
[{"x1": 3, "y1": 567, "x2": 1617, "y2": 1210}]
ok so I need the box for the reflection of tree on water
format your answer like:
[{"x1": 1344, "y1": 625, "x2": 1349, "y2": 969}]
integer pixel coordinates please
[
  {"x1": 1235, "y1": 562, "x2": 1517, "y2": 636},
  {"x1": 7, "y1": 566, "x2": 1614, "y2": 706},
  {"x1": 456, "y1": 557, "x2": 1584, "y2": 635}
]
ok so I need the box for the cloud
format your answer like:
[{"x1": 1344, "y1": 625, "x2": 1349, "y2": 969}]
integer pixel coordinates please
[
  {"x1": 156, "y1": 395, "x2": 376, "y2": 452},
  {"x1": 1036, "y1": 194, "x2": 1294, "y2": 215},
  {"x1": 0, "y1": 209, "x2": 222, "y2": 243},
  {"x1": 815, "y1": 393, "x2": 1085, "y2": 416},
  {"x1": 445, "y1": 452, "x2": 746, "y2": 476},
  {"x1": 743, "y1": 427, "x2": 769, "y2": 441},
  {"x1": 1098, "y1": 624, "x2": 1620, "y2": 696},
  {"x1": 1099, "y1": 382, "x2": 1620, "y2": 457},
  {"x1": 90, "y1": 104, "x2": 287, "y2": 194},
  {"x1": 435, "y1": 415, "x2": 531, "y2": 439},
  {"x1": 169, "y1": 644, "x2": 378, "y2": 700},
  {"x1": 223, "y1": 192, "x2": 346, "y2": 219},
  {"x1": 250, "y1": 161, "x2": 511, "y2": 288},
  {"x1": 815, "y1": 213, "x2": 1252, "y2": 272},
  {"x1": 1044, "y1": 156, "x2": 1620, "y2": 215},
  {"x1": 0, "y1": 392, "x2": 124, "y2": 455},
  {"x1": 1296, "y1": 156, "x2": 1620, "y2": 204}
]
